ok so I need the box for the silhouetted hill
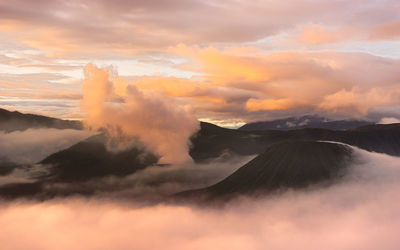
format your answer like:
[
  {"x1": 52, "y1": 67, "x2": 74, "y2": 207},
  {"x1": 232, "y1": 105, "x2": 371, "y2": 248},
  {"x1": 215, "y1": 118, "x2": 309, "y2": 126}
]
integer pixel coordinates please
[
  {"x1": 179, "y1": 141, "x2": 353, "y2": 200},
  {"x1": 0, "y1": 160, "x2": 17, "y2": 176},
  {"x1": 239, "y1": 115, "x2": 373, "y2": 131},
  {"x1": 0, "y1": 108, "x2": 82, "y2": 132},
  {"x1": 40, "y1": 134, "x2": 159, "y2": 182},
  {"x1": 0, "y1": 134, "x2": 160, "y2": 199},
  {"x1": 189, "y1": 122, "x2": 266, "y2": 160},
  {"x1": 0, "y1": 182, "x2": 44, "y2": 199},
  {"x1": 190, "y1": 122, "x2": 400, "y2": 161}
]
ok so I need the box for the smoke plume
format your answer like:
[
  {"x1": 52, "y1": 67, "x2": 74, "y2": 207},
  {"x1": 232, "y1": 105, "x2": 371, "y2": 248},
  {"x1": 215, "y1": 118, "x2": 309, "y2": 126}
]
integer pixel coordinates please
[{"x1": 81, "y1": 64, "x2": 199, "y2": 164}]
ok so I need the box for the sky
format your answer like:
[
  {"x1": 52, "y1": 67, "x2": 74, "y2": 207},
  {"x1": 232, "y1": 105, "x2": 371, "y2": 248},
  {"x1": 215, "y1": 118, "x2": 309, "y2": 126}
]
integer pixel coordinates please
[{"x1": 1, "y1": 0, "x2": 400, "y2": 127}]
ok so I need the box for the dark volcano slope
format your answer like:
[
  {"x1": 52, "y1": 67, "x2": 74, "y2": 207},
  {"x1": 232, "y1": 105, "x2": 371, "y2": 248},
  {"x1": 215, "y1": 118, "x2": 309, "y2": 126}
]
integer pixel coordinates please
[
  {"x1": 0, "y1": 160, "x2": 18, "y2": 176},
  {"x1": 40, "y1": 134, "x2": 159, "y2": 182},
  {"x1": 0, "y1": 108, "x2": 82, "y2": 132},
  {"x1": 190, "y1": 122, "x2": 400, "y2": 161},
  {"x1": 189, "y1": 122, "x2": 270, "y2": 160},
  {"x1": 180, "y1": 141, "x2": 353, "y2": 200}
]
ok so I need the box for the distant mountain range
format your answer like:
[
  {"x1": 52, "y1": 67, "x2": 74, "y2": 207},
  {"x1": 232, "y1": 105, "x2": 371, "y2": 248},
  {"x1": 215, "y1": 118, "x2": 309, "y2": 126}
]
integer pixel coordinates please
[
  {"x1": 239, "y1": 115, "x2": 374, "y2": 131},
  {"x1": 0, "y1": 108, "x2": 82, "y2": 132},
  {"x1": 190, "y1": 121, "x2": 400, "y2": 161}
]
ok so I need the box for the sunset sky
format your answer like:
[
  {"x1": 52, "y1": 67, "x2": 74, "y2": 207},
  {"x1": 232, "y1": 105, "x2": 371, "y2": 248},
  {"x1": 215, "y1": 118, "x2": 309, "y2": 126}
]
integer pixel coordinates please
[{"x1": 1, "y1": 0, "x2": 400, "y2": 127}]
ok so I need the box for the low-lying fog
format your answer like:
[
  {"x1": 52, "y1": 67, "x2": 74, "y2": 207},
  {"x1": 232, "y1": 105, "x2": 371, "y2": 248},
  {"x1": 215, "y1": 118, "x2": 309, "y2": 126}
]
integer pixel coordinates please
[
  {"x1": 0, "y1": 128, "x2": 93, "y2": 164},
  {"x1": 0, "y1": 146, "x2": 399, "y2": 250}
]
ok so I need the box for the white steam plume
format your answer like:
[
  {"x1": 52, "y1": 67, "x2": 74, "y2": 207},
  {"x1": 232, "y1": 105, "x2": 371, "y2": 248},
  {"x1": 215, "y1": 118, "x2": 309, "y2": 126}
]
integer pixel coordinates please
[{"x1": 81, "y1": 64, "x2": 199, "y2": 164}]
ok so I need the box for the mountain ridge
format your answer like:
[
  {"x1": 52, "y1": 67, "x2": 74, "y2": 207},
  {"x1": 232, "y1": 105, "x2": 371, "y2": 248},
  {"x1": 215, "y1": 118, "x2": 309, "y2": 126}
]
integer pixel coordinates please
[
  {"x1": 190, "y1": 121, "x2": 400, "y2": 161},
  {"x1": 0, "y1": 108, "x2": 82, "y2": 132},
  {"x1": 239, "y1": 115, "x2": 374, "y2": 131}
]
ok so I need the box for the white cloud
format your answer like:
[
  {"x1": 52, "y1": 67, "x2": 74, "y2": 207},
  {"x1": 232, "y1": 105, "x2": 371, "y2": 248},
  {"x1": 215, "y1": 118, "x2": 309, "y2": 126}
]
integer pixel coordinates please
[{"x1": 378, "y1": 117, "x2": 400, "y2": 124}]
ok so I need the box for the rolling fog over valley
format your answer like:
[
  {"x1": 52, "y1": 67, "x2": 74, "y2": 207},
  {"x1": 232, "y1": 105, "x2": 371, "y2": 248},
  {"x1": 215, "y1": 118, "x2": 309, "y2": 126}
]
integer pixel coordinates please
[{"x1": 0, "y1": 144, "x2": 400, "y2": 250}]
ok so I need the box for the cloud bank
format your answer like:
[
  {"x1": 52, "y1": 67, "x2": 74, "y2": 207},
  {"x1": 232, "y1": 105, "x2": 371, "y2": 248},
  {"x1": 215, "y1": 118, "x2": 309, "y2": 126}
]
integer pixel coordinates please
[
  {"x1": 130, "y1": 47, "x2": 400, "y2": 123},
  {"x1": 0, "y1": 147, "x2": 399, "y2": 249},
  {"x1": 1, "y1": 0, "x2": 399, "y2": 52}
]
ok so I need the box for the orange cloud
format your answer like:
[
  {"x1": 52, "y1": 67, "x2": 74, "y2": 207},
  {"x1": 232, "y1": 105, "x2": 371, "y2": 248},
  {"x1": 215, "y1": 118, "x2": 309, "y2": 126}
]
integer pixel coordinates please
[
  {"x1": 370, "y1": 21, "x2": 400, "y2": 40},
  {"x1": 168, "y1": 46, "x2": 400, "y2": 119},
  {"x1": 318, "y1": 87, "x2": 400, "y2": 115},
  {"x1": 298, "y1": 24, "x2": 356, "y2": 45},
  {"x1": 134, "y1": 77, "x2": 202, "y2": 97},
  {"x1": 246, "y1": 98, "x2": 296, "y2": 112},
  {"x1": 171, "y1": 45, "x2": 270, "y2": 84}
]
